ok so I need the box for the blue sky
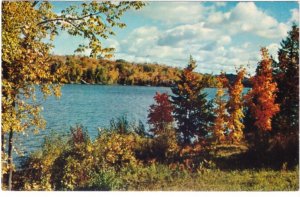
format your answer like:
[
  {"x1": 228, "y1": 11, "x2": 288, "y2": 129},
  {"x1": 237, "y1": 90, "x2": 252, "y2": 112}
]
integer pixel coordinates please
[{"x1": 50, "y1": 1, "x2": 299, "y2": 74}]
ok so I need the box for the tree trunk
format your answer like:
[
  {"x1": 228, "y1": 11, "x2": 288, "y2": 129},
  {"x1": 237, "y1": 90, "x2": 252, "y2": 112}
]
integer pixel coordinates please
[
  {"x1": 7, "y1": 129, "x2": 13, "y2": 190},
  {"x1": 6, "y1": 99, "x2": 15, "y2": 190},
  {"x1": 1, "y1": 132, "x2": 6, "y2": 187},
  {"x1": 1, "y1": 132, "x2": 5, "y2": 154}
]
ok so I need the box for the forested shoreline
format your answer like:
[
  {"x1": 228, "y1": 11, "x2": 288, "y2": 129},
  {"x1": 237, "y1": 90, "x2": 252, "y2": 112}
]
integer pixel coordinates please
[
  {"x1": 1, "y1": 1, "x2": 299, "y2": 191},
  {"x1": 50, "y1": 55, "x2": 251, "y2": 87}
]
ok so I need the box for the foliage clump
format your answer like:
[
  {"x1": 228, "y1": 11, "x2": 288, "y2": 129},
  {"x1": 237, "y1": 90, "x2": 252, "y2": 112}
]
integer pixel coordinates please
[
  {"x1": 225, "y1": 67, "x2": 246, "y2": 143},
  {"x1": 212, "y1": 74, "x2": 229, "y2": 143},
  {"x1": 148, "y1": 92, "x2": 174, "y2": 135}
]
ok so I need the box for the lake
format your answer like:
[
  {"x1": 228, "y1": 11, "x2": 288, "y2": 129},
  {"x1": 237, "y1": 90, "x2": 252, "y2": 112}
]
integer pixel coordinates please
[{"x1": 15, "y1": 85, "x2": 249, "y2": 156}]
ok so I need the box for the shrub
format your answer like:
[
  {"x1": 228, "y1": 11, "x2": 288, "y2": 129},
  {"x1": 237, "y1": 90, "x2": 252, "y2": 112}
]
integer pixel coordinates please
[
  {"x1": 85, "y1": 169, "x2": 123, "y2": 191},
  {"x1": 151, "y1": 129, "x2": 179, "y2": 162},
  {"x1": 51, "y1": 130, "x2": 94, "y2": 190},
  {"x1": 93, "y1": 132, "x2": 139, "y2": 171},
  {"x1": 52, "y1": 151, "x2": 94, "y2": 190},
  {"x1": 70, "y1": 124, "x2": 89, "y2": 145},
  {"x1": 109, "y1": 116, "x2": 132, "y2": 134},
  {"x1": 19, "y1": 132, "x2": 70, "y2": 191},
  {"x1": 134, "y1": 129, "x2": 179, "y2": 163}
]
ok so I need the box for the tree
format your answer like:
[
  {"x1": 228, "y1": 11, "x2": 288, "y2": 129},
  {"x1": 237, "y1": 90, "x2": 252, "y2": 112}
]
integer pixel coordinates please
[
  {"x1": 244, "y1": 48, "x2": 279, "y2": 153},
  {"x1": 225, "y1": 67, "x2": 246, "y2": 143},
  {"x1": 148, "y1": 92, "x2": 174, "y2": 136},
  {"x1": 171, "y1": 56, "x2": 214, "y2": 145},
  {"x1": 271, "y1": 24, "x2": 299, "y2": 166},
  {"x1": 147, "y1": 92, "x2": 178, "y2": 161},
  {"x1": 212, "y1": 74, "x2": 228, "y2": 143},
  {"x1": 272, "y1": 24, "x2": 299, "y2": 134},
  {"x1": 1, "y1": 1, "x2": 144, "y2": 190},
  {"x1": 245, "y1": 48, "x2": 279, "y2": 133}
]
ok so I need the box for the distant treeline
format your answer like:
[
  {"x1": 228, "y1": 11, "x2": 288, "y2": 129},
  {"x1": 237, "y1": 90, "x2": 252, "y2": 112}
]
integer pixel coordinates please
[{"x1": 50, "y1": 55, "x2": 250, "y2": 87}]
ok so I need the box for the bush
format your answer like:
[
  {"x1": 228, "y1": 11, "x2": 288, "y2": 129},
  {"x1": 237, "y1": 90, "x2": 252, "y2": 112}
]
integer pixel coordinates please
[
  {"x1": 151, "y1": 129, "x2": 179, "y2": 162},
  {"x1": 134, "y1": 129, "x2": 179, "y2": 163},
  {"x1": 85, "y1": 169, "x2": 123, "y2": 191},
  {"x1": 93, "y1": 132, "x2": 139, "y2": 171},
  {"x1": 109, "y1": 116, "x2": 132, "y2": 134},
  {"x1": 70, "y1": 124, "x2": 89, "y2": 145},
  {"x1": 19, "y1": 132, "x2": 70, "y2": 191},
  {"x1": 51, "y1": 128, "x2": 94, "y2": 190}
]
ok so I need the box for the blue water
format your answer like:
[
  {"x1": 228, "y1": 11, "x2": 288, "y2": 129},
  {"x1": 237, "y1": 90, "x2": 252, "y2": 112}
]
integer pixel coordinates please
[{"x1": 14, "y1": 85, "x2": 249, "y2": 156}]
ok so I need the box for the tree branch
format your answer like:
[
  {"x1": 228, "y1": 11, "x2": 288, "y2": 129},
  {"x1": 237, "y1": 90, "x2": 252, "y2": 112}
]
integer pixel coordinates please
[
  {"x1": 37, "y1": 11, "x2": 102, "y2": 26},
  {"x1": 32, "y1": 1, "x2": 39, "y2": 7}
]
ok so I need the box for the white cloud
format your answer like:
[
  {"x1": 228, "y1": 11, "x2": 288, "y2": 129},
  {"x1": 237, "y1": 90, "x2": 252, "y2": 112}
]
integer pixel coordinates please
[
  {"x1": 266, "y1": 43, "x2": 280, "y2": 61},
  {"x1": 142, "y1": 2, "x2": 207, "y2": 25},
  {"x1": 157, "y1": 23, "x2": 218, "y2": 47},
  {"x1": 207, "y1": 12, "x2": 226, "y2": 24},
  {"x1": 255, "y1": 23, "x2": 288, "y2": 39},
  {"x1": 121, "y1": 26, "x2": 160, "y2": 53},
  {"x1": 110, "y1": 2, "x2": 295, "y2": 74},
  {"x1": 205, "y1": 2, "x2": 288, "y2": 39},
  {"x1": 217, "y1": 36, "x2": 231, "y2": 45},
  {"x1": 105, "y1": 39, "x2": 120, "y2": 51}
]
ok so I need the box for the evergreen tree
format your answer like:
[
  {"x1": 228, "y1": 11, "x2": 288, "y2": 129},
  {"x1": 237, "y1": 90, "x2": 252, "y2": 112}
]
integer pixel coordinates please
[
  {"x1": 171, "y1": 57, "x2": 214, "y2": 145},
  {"x1": 272, "y1": 24, "x2": 299, "y2": 134},
  {"x1": 271, "y1": 24, "x2": 299, "y2": 166}
]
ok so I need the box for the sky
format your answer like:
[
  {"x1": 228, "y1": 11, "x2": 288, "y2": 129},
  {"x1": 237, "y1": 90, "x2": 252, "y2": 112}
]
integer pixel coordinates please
[{"x1": 50, "y1": 1, "x2": 299, "y2": 74}]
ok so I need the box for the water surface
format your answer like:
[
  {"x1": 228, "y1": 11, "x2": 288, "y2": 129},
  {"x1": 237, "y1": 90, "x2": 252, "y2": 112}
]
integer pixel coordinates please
[{"x1": 15, "y1": 85, "x2": 249, "y2": 155}]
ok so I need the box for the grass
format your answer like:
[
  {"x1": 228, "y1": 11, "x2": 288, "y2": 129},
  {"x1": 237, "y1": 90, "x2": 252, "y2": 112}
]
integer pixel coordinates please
[{"x1": 124, "y1": 167, "x2": 299, "y2": 191}]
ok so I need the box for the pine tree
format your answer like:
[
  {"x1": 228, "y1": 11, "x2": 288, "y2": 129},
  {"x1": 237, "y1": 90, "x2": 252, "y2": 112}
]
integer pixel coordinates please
[
  {"x1": 271, "y1": 24, "x2": 299, "y2": 166},
  {"x1": 272, "y1": 24, "x2": 299, "y2": 134},
  {"x1": 212, "y1": 74, "x2": 228, "y2": 143},
  {"x1": 148, "y1": 92, "x2": 174, "y2": 136},
  {"x1": 171, "y1": 56, "x2": 214, "y2": 145},
  {"x1": 226, "y1": 67, "x2": 246, "y2": 143}
]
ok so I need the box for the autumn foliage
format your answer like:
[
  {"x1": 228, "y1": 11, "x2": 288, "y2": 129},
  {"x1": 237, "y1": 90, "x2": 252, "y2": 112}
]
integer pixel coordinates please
[
  {"x1": 226, "y1": 67, "x2": 246, "y2": 143},
  {"x1": 212, "y1": 74, "x2": 229, "y2": 143},
  {"x1": 1, "y1": 1, "x2": 145, "y2": 190},
  {"x1": 245, "y1": 48, "x2": 279, "y2": 132},
  {"x1": 1, "y1": 0, "x2": 299, "y2": 191},
  {"x1": 148, "y1": 92, "x2": 174, "y2": 135}
]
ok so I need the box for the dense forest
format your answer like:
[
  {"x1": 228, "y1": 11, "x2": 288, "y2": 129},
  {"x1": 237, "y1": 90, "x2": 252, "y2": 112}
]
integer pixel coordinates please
[
  {"x1": 51, "y1": 55, "x2": 215, "y2": 86},
  {"x1": 1, "y1": 1, "x2": 299, "y2": 191},
  {"x1": 50, "y1": 55, "x2": 250, "y2": 87}
]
